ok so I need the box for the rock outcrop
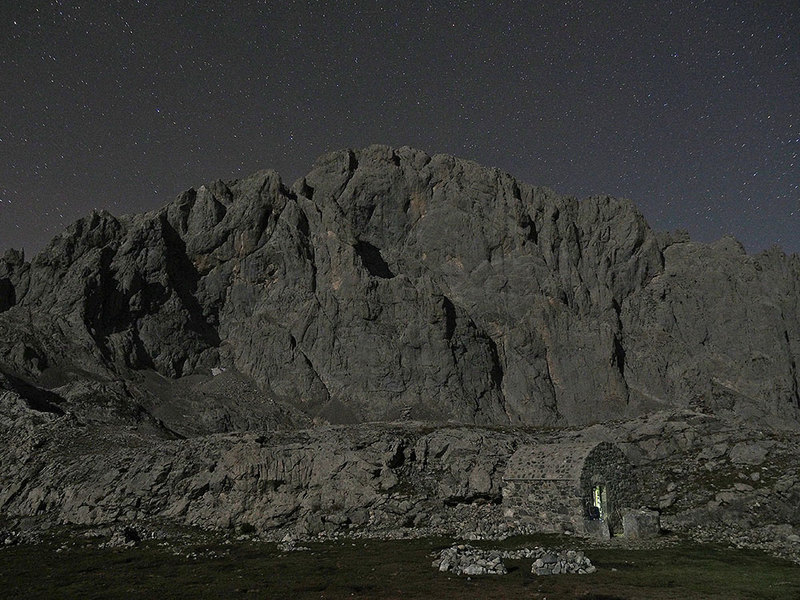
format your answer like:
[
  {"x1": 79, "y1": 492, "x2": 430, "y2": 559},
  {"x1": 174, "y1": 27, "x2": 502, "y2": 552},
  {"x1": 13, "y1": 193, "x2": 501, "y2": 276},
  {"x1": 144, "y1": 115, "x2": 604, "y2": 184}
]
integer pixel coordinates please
[{"x1": 1, "y1": 144, "x2": 797, "y2": 430}]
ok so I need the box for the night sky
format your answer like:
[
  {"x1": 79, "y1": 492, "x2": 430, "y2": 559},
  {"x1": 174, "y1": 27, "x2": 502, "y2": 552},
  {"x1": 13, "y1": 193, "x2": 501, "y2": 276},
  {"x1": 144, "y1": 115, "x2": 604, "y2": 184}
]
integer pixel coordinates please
[{"x1": 1, "y1": 1, "x2": 798, "y2": 256}]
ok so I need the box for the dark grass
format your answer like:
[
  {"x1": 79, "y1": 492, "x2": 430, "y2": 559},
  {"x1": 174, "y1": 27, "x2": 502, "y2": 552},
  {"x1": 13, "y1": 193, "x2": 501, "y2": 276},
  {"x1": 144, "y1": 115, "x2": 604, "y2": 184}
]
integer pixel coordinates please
[{"x1": 1, "y1": 533, "x2": 798, "y2": 599}]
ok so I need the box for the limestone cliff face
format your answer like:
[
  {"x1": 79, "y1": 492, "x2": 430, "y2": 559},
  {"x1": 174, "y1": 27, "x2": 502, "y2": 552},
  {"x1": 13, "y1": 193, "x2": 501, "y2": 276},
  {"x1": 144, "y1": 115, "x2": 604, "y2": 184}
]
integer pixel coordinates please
[{"x1": 1, "y1": 145, "x2": 798, "y2": 428}]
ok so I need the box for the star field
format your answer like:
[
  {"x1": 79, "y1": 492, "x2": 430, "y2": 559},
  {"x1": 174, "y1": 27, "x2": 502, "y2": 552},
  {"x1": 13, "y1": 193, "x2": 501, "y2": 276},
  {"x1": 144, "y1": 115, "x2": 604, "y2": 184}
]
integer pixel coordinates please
[{"x1": 1, "y1": 1, "x2": 797, "y2": 255}]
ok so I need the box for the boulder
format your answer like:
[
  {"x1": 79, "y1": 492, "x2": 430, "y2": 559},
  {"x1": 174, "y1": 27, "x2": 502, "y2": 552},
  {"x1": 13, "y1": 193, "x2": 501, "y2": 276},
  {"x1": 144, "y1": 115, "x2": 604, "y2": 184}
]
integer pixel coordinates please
[
  {"x1": 623, "y1": 508, "x2": 661, "y2": 539},
  {"x1": 729, "y1": 442, "x2": 771, "y2": 465}
]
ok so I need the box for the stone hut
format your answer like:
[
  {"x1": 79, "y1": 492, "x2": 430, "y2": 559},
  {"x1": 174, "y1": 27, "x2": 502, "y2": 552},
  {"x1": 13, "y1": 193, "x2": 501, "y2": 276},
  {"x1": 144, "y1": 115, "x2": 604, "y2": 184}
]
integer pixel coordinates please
[{"x1": 502, "y1": 441, "x2": 638, "y2": 537}]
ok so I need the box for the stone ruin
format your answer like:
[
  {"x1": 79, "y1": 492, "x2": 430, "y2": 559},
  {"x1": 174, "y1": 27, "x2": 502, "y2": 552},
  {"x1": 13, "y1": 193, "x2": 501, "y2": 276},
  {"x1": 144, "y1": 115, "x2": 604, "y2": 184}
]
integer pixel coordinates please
[
  {"x1": 433, "y1": 544, "x2": 596, "y2": 577},
  {"x1": 502, "y1": 441, "x2": 640, "y2": 538}
]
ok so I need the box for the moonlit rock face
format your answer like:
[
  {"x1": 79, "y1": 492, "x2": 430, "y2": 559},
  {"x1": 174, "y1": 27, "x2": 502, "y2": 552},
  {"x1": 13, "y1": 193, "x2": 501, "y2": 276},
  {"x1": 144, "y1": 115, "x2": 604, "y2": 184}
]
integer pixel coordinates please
[{"x1": 0, "y1": 145, "x2": 799, "y2": 428}]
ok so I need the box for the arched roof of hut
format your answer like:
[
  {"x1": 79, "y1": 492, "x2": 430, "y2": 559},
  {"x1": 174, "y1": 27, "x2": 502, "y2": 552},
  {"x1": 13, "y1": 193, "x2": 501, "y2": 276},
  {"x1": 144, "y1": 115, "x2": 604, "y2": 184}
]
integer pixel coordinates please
[{"x1": 504, "y1": 441, "x2": 610, "y2": 481}]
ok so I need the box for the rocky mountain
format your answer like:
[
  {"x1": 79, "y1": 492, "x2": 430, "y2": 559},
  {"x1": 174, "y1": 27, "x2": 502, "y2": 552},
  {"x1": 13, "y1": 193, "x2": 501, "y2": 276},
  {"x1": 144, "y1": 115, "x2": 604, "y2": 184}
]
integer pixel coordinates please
[
  {"x1": 1, "y1": 144, "x2": 798, "y2": 431},
  {"x1": 2, "y1": 145, "x2": 800, "y2": 564}
]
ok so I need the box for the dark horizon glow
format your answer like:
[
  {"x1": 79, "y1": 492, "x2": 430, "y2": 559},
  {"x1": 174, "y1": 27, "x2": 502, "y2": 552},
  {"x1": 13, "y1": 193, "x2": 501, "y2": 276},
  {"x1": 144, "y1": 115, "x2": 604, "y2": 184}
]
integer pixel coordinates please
[{"x1": 1, "y1": 1, "x2": 797, "y2": 256}]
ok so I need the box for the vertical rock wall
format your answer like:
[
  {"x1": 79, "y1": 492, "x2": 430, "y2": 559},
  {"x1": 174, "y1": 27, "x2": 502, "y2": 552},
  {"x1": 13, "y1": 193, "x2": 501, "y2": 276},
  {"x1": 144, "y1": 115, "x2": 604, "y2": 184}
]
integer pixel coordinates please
[{"x1": 0, "y1": 145, "x2": 798, "y2": 429}]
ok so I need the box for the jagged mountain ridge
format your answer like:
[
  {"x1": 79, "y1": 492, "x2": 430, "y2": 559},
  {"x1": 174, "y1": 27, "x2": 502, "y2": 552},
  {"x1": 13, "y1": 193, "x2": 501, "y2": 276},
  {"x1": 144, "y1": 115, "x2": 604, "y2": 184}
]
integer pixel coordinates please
[{"x1": 1, "y1": 144, "x2": 799, "y2": 429}]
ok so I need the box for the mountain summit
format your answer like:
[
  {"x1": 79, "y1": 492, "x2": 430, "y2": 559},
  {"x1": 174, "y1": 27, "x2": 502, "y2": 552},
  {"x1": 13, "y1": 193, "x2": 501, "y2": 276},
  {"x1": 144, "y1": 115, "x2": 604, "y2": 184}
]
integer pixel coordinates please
[{"x1": 1, "y1": 145, "x2": 799, "y2": 430}]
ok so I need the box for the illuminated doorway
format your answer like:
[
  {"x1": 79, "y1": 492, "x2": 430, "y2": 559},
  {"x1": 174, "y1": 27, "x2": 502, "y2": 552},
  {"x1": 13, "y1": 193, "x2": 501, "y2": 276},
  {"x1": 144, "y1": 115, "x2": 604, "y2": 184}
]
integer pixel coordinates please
[{"x1": 593, "y1": 484, "x2": 607, "y2": 520}]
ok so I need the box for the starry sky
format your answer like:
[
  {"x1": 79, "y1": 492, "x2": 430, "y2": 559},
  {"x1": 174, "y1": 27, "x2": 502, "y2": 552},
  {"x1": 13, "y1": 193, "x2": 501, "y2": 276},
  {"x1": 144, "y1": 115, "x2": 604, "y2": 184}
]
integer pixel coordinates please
[{"x1": 1, "y1": 1, "x2": 798, "y2": 256}]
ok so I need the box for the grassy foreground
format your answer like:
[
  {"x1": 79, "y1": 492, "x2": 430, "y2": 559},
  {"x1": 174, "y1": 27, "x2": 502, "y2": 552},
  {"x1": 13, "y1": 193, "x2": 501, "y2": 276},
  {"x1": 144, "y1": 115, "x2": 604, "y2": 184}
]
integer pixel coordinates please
[{"x1": 1, "y1": 533, "x2": 798, "y2": 599}]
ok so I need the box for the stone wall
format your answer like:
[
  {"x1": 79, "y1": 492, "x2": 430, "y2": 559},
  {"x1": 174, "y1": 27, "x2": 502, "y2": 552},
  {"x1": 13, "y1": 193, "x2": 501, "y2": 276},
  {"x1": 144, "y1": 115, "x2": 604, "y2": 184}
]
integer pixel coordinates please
[
  {"x1": 502, "y1": 479, "x2": 587, "y2": 534},
  {"x1": 503, "y1": 441, "x2": 639, "y2": 536}
]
